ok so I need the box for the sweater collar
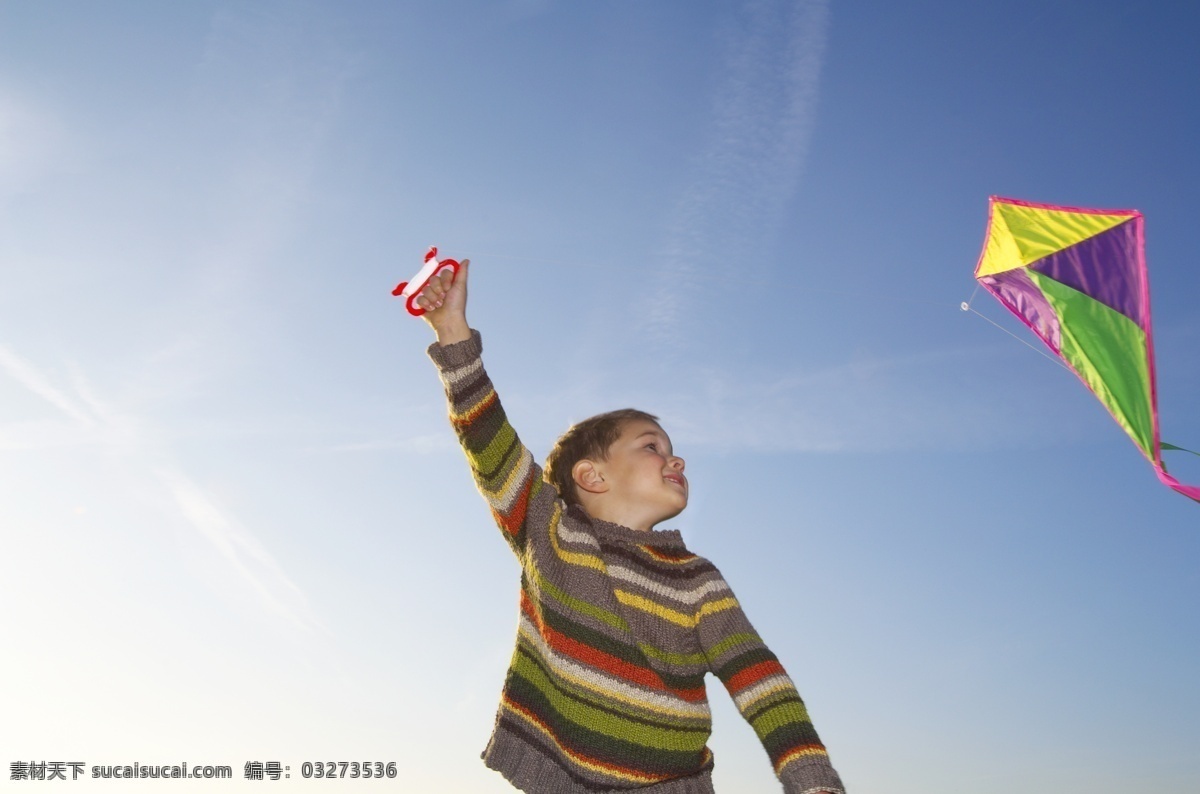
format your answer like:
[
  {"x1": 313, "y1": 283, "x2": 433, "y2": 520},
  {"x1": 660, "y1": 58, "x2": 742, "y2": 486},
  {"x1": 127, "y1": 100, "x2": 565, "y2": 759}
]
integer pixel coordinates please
[{"x1": 567, "y1": 504, "x2": 687, "y2": 549}]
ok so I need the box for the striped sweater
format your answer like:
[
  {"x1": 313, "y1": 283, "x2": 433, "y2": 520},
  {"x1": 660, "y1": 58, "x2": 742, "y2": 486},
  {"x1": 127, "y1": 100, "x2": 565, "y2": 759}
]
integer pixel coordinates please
[{"x1": 429, "y1": 331, "x2": 845, "y2": 794}]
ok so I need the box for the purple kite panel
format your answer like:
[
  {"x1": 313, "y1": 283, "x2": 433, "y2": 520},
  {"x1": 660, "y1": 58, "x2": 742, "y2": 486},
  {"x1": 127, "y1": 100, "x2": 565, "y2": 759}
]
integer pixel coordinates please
[
  {"x1": 980, "y1": 269, "x2": 1062, "y2": 354},
  {"x1": 1029, "y1": 217, "x2": 1146, "y2": 330}
]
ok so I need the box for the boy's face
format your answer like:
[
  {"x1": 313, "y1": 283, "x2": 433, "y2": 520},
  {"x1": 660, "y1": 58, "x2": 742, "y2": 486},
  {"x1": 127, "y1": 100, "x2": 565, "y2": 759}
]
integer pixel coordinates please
[{"x1": 596, "y1": 419, "x2": 688, "y2": 527}]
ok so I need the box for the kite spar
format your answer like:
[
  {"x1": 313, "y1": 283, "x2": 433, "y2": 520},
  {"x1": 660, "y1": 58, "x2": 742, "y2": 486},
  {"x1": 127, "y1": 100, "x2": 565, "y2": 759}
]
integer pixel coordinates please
[{"x1": 972, "y1": 196, "x2": 1200, "y2": 503}]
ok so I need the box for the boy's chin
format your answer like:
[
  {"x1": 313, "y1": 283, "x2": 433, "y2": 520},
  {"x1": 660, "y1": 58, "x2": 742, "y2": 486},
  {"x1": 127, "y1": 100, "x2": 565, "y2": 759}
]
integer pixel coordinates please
[{"x1": 657, "y1": 503, "x2": 687, "y2": 523}]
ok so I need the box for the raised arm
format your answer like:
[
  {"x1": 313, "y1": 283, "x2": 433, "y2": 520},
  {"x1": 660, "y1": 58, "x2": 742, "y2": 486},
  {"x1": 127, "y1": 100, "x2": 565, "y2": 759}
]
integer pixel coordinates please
[
  {"x1": 695, "y1": 576, "x2": 845, "y2": 794},
  {"x1": 419, "y1": 260, "x2": 554, "y2": 557}
]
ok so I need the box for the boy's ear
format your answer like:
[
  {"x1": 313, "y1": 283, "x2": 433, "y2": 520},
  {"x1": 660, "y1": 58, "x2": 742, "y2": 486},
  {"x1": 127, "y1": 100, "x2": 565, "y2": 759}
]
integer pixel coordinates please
[{"x1": 572, "y1": 459, "x2": 608, "y2": 496}]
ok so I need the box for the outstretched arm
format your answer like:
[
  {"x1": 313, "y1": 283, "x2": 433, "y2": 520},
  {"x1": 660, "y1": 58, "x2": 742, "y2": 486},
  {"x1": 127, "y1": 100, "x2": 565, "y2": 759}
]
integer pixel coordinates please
[{"x1": 419, "y1": 260, "x2": 556, "y2": 558}]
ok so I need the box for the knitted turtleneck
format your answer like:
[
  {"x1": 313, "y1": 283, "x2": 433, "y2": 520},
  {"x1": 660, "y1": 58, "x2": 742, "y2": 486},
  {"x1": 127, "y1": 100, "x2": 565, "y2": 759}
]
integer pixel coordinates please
[{"x1": 428, "y1": 331, "x2": 845, "y2": 794}]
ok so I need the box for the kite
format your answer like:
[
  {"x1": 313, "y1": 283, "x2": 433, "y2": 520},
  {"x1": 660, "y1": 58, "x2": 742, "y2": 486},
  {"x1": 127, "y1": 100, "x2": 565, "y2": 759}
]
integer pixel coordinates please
[{"x1": 972, "y1": 196, "x2": 1200, "y2": 502}]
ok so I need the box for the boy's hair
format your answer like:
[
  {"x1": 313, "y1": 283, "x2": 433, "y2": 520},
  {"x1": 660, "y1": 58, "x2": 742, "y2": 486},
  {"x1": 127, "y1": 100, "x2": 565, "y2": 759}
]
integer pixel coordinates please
[{"x1": 544, "y1": 408, "x2": 660, "y2": 506}]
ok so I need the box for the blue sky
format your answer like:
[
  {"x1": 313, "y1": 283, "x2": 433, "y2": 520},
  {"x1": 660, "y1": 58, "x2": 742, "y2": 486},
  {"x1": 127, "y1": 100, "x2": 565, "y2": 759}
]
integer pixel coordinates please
[{"x1": 3, "y1": 2, "x2": 1199, "y2": 792}]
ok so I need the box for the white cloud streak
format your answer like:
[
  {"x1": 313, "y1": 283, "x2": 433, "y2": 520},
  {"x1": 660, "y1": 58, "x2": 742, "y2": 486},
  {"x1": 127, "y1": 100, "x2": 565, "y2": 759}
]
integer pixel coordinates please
[
  {"x1": 660, "y1": 349, "x2": 997, "y2": 454},
  {"x1": 155, "y1": 467, "x2": 316, "y2": 632},
  {"x1": 1, "y1": 8, "x2": 361, "y2": 635},
  {"x1": 0, "y1": 88, "x2": 64, "y2": 205},
  {"x1": 0, "y1": 343, "x2": 318, "y2": 631},
  {"x1": 0, "y1": 344, "x2": 95, "y2": 426},
  {"x1": 643, "y1": 0, "x2": 830, "y2": 345},
  {"x1": 322, "y1": 434, "x2": 454, "y2": 454},
  {"x1": 549, "y1": 341, "x2": 1094, "y2": 457}
]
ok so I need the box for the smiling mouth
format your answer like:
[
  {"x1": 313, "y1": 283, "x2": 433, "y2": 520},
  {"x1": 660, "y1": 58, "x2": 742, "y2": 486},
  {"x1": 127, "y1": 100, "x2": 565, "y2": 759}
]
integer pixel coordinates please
[{"x1": 663, "y1": 475, "x2": 686, "y2": 490}]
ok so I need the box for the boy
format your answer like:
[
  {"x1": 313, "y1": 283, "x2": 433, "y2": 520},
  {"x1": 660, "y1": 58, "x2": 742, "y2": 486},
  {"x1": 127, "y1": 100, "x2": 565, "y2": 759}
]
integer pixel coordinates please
[{"x1": 417, "y1": 260, "x2": 845, "y2": 793}]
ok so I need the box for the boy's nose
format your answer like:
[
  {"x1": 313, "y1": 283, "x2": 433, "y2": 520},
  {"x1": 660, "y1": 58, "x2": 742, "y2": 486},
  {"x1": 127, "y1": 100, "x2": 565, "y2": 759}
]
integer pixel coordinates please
[{"x1": 668, "y1": 456, "x2": 685, "y2": 472}]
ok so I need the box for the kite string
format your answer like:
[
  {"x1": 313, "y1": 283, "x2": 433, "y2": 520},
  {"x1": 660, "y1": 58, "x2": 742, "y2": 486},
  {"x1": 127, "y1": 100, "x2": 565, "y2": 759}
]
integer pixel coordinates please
[
  {"x1": 961, "y1": 303, "x2": 1073, "y2": 372},
  {"x1": 961, "y1": 282, "x2": 1072, "y2": 371},
  {"x1": 449, "y1": 246, "x2": 952, "y2": 307},
  {"x1": 450, "y1": 249, "x2": 1063, "y2": 369},
  {"x1": 962, "y1": 282, "x2": 980, "y2": 310}
]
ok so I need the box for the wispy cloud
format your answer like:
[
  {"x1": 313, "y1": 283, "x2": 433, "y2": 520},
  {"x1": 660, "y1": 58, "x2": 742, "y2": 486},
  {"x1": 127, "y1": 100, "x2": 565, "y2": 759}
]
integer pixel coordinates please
[
  {"x1": 0, "y1": 88, "x2": 64, "y2": 205},
  {"x1": 505, "y1": 0, "x2": 556, "y2": 18},
  {"x1": 321, "y1": 434, "x2": 454, "y2": 454},
  {"x1": 549, "y1": 340, "x2": 1095, "y2": 456},
  {"x1": 191, "y1": 6, "x2": 350, "y2": 256},
  {"x1": 155, "y1": 467, "x2": 316, "y2": 632},
  {"x1": 0, "y1": 345, "x2": 96, "y2": 427},
  {"x1": 642, "y1": 0, "x2": 830, "y2": 345},
  {"x1": 657, "y1": 347, "x2": 1013, "y2": 454},
  {"x1": 0, "y1": 8, "x2": 362, "y2": 635},
  {"x1": 0, "y1": 343, "x2": 319, "y2": 631}
]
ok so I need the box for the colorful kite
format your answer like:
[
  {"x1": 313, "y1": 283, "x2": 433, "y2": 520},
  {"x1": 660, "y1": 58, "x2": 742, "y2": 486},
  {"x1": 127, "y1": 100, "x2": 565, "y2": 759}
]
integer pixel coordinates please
[{"x1": 973, "y1": 196, "x2": 1200, "y2": 502}]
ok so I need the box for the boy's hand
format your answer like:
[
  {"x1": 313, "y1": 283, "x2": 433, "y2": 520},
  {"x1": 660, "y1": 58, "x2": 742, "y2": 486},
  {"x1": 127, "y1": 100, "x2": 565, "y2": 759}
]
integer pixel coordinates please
[{"x1": 417, "y1": 258, "x2": 471, "y2": 346}]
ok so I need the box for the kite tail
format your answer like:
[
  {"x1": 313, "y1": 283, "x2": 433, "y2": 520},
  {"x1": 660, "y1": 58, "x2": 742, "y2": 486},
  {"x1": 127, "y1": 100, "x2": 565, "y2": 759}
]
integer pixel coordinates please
[{"x1": 1156, "y1": 444, "x2": 1200, "y2": 502}]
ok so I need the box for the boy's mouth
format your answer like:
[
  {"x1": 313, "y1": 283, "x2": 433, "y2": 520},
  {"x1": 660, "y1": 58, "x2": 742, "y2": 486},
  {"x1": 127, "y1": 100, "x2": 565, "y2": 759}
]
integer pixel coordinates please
[{"x1": 663, "y1": 474, "x2": 686, "y2": 490}]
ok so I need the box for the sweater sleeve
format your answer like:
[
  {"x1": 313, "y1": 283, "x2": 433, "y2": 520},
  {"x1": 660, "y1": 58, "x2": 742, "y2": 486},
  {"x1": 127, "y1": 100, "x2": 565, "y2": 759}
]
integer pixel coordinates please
[
  {"x1": 426, "y1": 330, "x2": 554, "y2": 558},
  {"x1": 695, "y1": 575, "x2": 845, "y2": 794}
]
